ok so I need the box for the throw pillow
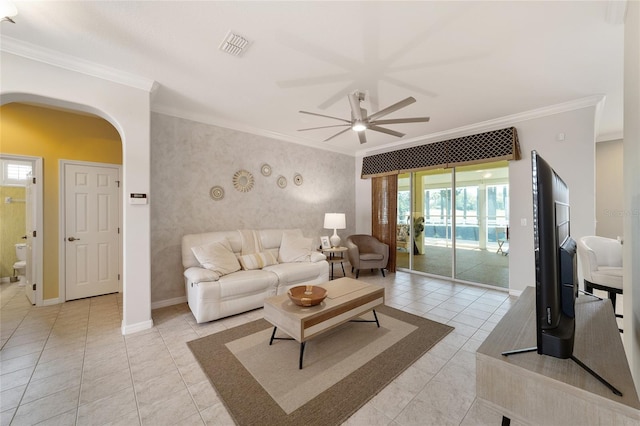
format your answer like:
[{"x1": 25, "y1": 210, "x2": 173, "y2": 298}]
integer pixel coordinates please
[
  {"x1": 191, "y1": 239, "x2": 241, "y2": 276},
  {"x1": 278, "y1": 231, "x2": 312, "y2": 263},
  {"x1": 238, "y1": 251, "x2": 279, "y2": 270}
]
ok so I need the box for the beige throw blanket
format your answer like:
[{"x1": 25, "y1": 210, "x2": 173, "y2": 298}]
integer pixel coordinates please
[{"x1": 239, "y1": 229, "x2": 263, "y2": 255}]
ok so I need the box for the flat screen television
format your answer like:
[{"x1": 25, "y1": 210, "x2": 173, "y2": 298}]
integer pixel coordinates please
[
  {"x1": 531, "y1": 150, "x2": 577, "y2": 359},
  {"x1": 504, "y1": 150, "x2": 621, "y2": 395}
]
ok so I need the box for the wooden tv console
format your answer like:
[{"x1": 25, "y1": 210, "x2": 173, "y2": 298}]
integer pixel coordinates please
[{"x1": 477, "y1": 286, "x2": 640, "y2": 425}]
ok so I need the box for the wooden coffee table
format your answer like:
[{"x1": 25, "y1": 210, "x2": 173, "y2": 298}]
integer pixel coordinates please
[{"x1": 263, "y1": 277, "x2": 385, "y2": 369}]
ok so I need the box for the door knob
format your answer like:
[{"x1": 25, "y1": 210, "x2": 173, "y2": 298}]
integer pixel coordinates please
[{"x1": 67, "y1": 237, "x2": 81, "y2": 242}]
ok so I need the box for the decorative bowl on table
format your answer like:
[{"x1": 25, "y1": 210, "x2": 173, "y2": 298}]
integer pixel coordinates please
[{"x1": 287, "y1": 285, "x2": 327, "y2": 307}]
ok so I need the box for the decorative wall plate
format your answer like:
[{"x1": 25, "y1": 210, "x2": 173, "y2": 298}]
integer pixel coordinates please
[
  {"x1": 261, "y1": 164, "x2": 272, "y2": 177},
  {"x1": 293, "y1": 173, "x2": 303, "y2": 186},
  {"x1": 233, "y1": 170, "x2": 255, "y2": 192},
  {"x1": 210, "y1": 186, "x2": 224, "y2": 200},
  {"x1": 277, "y1": 175, "x2": 287, "y2": 188}
]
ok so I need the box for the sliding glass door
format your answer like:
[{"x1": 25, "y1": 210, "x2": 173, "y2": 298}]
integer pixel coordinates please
[
  {"x1": 396, "y1": 173, "x2": 411, "y2": 269},
  {"x1": 453, "y1": 164, "x2": 509, "y2": 287},
  {"x1": 418, "y1": 169, "x2": 453, "y2": 278},
  {"x1": 396, "y1": 161, "x2": 509, "y2": 288}
]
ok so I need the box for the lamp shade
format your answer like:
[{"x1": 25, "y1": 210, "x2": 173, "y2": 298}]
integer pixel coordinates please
[
  {"x1": 324, "y1": 213, "x2": 346, "y2": 247},
  {"x1": 324, "y1": 213, "x2": 346, "y2": 230}
]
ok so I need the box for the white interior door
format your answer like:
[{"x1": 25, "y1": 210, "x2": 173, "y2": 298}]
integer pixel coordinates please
[
  {"x1": 25, "y1": 172, "x2": 36, "y2": 304},
  {"x1": 65, "y1": 163, "x2": 120, "y2": 300}
]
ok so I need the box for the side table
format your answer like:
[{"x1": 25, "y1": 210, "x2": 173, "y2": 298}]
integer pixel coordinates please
[{"x1": 320, "y1": 246, "x2": 348, "y2": 280}]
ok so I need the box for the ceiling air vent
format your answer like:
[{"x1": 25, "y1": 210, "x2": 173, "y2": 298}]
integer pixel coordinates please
[{"x1": 219, "y1": 31, "x2": 250, "y2": 57}]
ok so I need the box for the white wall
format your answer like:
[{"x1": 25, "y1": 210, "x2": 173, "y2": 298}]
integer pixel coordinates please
[
  {"x1": 595, "y1": 139, "x2": 624, "y2": 239},
  {"x1": 623, "y1": 0, "x2": 640, "y2": 391},
  {"x1": 508, "y1": 107, "x2": 596, "y2": 294},
  {"x1": 1, "y1": 52, "x2": 154, "y2": 335}
]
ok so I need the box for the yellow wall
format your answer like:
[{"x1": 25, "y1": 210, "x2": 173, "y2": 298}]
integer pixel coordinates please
[
  {"x1": 0, "y1": 186, "x2": 26, "y2": 277},
  {"x1": 0, "y1": 103, "x2": 122, "y2": 300}
]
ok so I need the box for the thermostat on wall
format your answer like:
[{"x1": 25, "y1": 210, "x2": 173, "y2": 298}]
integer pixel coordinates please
[{"x1": 129, "y1": 193, "x2": 148, "y2": 204}]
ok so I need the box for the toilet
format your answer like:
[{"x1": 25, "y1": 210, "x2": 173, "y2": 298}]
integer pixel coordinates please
[{"x1": 12, "y1": 243, "x2": 26, "y2": 284}]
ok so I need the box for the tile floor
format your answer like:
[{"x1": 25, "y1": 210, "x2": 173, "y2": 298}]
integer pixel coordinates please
[{"x1": 1, "y1": 272, "x2": 520, "y2": 425}]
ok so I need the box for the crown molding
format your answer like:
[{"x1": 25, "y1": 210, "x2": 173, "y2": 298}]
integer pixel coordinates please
[
  {"x1": 358, "y1": 95, "x2": 607, "y2": 157},
  {"x1": 597, "y1": 131, "x2": 624, "y2": 142},
  {"x1": 1, "y1": 36, "x2": 156, "y2": 92},
  {"x1": 606, "y1": 0, "x2": 627, "y2": 25},
  {"x1": 154, "y1": 95, "x2": 608, "y2": 159},
  {"x1": 151, "y1": 105, "x2": 355, "y2": 156}
]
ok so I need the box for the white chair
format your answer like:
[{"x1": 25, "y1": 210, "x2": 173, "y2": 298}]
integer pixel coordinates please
[
  {"x1": 577, "y1": 236, "x2": 623, "y2": 327},
  {"x1": 396, "y1": 224, "x2": 410, "y2": 252}
]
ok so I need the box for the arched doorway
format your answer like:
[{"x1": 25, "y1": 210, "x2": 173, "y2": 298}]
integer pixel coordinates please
[
  {"x1": 1, "y1": 102, "x2": 123, "y2": 304},
  {"x1": 1, "y1": 51, "x2": 154, "y2": 334}
]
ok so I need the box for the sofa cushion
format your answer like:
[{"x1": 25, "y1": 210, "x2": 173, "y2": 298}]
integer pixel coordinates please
[
  {"x1": 238, "y1": 251, "x2": 279, "y2": 270},
  {"x1": 278, "y1": 231, "x2": 312, "y2": 263},
  {"x1": 591, "y1": 266, "x2": 623, "y2": 290},
  {"x1": 217, "y1": 270, "x2": 278, "y2": 298},
  {"x1": 182, "y1": 231, "x2": 242, "y2": 269},
  {"x1": 191, "y1": 239, "x2": 241, "y2": 276},
  {"x1": 263, "y1": 262, "x2": 326, "y2": 287},
  {"x1": 361, "y1": 253, "x2": 384, "y2": 261},
  {"x1": 184, "y1": 266, "x2": 220, "y2": 282}
]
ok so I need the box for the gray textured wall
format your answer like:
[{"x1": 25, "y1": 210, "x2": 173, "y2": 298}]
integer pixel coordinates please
[{"x1": 150, "y1": 113, "x2": 356, "y2": 304}]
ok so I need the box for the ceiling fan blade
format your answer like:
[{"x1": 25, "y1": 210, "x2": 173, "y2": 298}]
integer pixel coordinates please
[
  {"x1": 358, "y1": 131, "x2": 367, "y2": 144},
  {"x1": 298, "y1": 124, "x2": 350, "y2": 131},
  {"x1": 299, "y1": 110, "x2": 351, "y2": 124},
  {"x1": 369, "y1": 125, "x2": 405, "y2": 138},
  {"x1": 348, "y1": 93, "x2": 363, "y2": 121},
  {"x1": 367, "y1": 97, "x2": 416, "y2": 121},
  {"x1": 324, "y1": 127, "x2": 352, "y2": 142},
  {"x1": 371, "y1": 117, "x2": 430, "y2": 125}
]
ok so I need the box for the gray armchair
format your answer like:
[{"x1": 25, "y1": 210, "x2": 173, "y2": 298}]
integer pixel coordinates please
[{"x1": 345, "y1": 235, "x2": 389, "y2": 278}]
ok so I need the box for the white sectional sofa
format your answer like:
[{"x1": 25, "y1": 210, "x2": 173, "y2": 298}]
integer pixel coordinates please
[{"x1": 182, "y1": 228, "x2": 329, "y2": 323}]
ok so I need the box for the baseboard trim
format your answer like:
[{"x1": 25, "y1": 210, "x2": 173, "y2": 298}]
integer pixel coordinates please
[
  {"x1": 151, "y1": 296, "x2": 187, "y2": 310},
  {"x1": 43, "y1": 298, "x2": 61, "y2": 306},
  {"x1": 509, "y1": 288, "x2": 523, "y2": 297},
  {"x1": 121, "y1": 319, "x2": 154, "y2": 335}
]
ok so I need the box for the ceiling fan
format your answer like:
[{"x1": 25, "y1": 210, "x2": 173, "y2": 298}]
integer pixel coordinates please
[{"x1": 298, "y1": 92, "x2": 430, "y2": 144}]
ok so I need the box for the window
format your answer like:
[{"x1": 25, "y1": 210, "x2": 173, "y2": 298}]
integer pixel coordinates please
[
  {"x1": 2, "y1": 160, "x2": 32, "y2": 186},
  {"x1": 487, "y1": 183, "x2": 509, "y2": 226},
  {"x1": 397, "y1": 190, "x2": 410, "y2": 224}
]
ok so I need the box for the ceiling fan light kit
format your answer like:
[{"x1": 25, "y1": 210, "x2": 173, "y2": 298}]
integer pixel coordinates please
[
  {"x1": 298, "y1": 91, "x2": 430, "y2": 144},
  {"x1": 352, "y1": 122, "x2": 367, "y2": 132}
]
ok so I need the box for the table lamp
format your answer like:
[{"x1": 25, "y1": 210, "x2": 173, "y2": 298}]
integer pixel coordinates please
[{"x1": 324, "y1": 213, "x2": 346, "y2": 247}]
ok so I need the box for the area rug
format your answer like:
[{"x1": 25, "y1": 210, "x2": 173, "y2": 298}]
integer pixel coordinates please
[{"x1": 187, "y1": 305, "x2": 453, "y2": 426}]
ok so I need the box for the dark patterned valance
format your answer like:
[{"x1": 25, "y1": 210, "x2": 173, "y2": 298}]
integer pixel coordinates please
[{"x1": 361, "y1": 127, "x2": 521, "y2": 178}]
